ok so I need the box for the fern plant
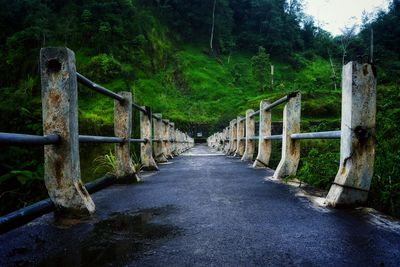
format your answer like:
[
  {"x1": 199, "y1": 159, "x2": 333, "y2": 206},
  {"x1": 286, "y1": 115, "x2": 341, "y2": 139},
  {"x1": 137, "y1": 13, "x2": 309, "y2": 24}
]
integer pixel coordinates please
[
  {"x1": 93, "y1": 151, "x2": 143, "y2": 176},
  {"x1": 93, "y1": 150, "x2": 117, "y2": 176},
  {"x1": 130, "y1": 152, "x2": 144, "y2": 174}
]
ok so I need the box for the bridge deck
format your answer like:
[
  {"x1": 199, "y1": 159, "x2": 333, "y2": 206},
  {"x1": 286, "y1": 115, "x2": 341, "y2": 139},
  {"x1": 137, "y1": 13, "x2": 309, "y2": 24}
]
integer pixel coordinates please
[{"x1": 1, "y1": 144, "x2": 400, "y2": 266}]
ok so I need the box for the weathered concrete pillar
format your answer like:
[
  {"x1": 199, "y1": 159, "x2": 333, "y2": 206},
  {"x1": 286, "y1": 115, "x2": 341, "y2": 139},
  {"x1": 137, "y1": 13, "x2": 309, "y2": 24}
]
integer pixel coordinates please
[
  {"x1": 115, "y1": 91, "x2": 139, "y2": 182},
  {"x1": 40, "y1": 47, "x2": 95, "y2": 218},
  {"x1": 226, "y1": 120, "x2": 233, "y2": 155},
  {"x1": 242, "y1": 109, "x2": 255, "y2": 162},
  {"x1": 153, "y1": 113, "x2": 168, "y2": 163},
  {"x1": 224, "y1": 127, "x2": 230, "y2": 153},
  {"x1": 273, "y1": 93, "x2": 301, "y2": 180},
  {"x1": 326, "y1": 62, "x2": 376, "y2": 207},
  {"x1": 219, "y1": 131, "x2": 224, "y2": 151},
  {"x1": 163, "y1": 120, "x2": 173, "y2": 159},
  {"x1": 229, "y1": 119, "x2": 238, "y2": 155},
  {"x1": 170, "y1": 123, "x2": 178, "y2": 156},
  {"x1": 234, "y1": 117, "x2": 245, "y2": 157},
  {"x1": 179, "y1": 130, "x2": 184, "y2": 154},
  {"x1": 140, "y1": 106, "x2": 158, "y2": 171},
  {"x1": 253, "y1": 100, "x2": 272, "y2": 168},
  {"x1": 177, "y1": 130, "x2": 182, "y2": 153}
]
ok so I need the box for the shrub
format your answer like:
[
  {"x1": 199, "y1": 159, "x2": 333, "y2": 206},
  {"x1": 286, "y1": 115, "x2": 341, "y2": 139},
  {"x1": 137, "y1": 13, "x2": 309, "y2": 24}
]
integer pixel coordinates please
[{"x1": 84, "y1": 54, "x2": 122, "y2": 83}]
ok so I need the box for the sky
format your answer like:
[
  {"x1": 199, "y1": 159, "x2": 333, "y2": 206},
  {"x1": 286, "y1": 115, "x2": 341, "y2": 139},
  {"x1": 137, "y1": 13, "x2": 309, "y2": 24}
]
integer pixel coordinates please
[{"x1": 303, "y1": 0, "x2": 391, "y2": 36}]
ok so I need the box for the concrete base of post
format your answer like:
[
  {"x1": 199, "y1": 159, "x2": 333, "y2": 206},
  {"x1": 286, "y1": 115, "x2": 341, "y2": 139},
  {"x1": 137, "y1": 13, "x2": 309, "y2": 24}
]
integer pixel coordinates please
[
  {"x1": 153, "y1": 114, "x2": 168, "y2": 163},
  {"x1": 326, "y1": 62, "x2": 376, "y2": 207},
  {"x1": 253, "y1": 100, "x2": 272, "y2": 168},
  {"x1": 326, "y1": 184, "x2": 369, "y2": 207},
  {"x1": 41, "y1": 47, "x2": 95, "y2": 220},
  {"x1": 227, "y1": 119, "x2": 237, "y2": 155},
  {"x1": 273, "y1": 93, "x2": 301, "y2": 180},
  {"x1": 114, "y1": 92, "x2": 140, "y2": 183},
  {"x1": 155, "y1": 149, "x2": 168, "y2": 163},
  {"x1": 140, "y1": 107, "x2": 158, "y2": 171},
  {"x1": 234, "y1": 117, "x2": 245, "y2": 157},
  {"x1": 163, "y1": 120, "x2": 174, "y2": 159},
  {"x1": 241, "y1": 109, "x2": 255, "y2": 162}
]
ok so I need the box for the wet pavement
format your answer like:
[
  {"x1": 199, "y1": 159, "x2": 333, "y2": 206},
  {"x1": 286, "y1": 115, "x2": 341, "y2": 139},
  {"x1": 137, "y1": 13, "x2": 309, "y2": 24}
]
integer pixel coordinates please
[{"x1": 1, "y1": 144, "x2": 400, "y2": 266}]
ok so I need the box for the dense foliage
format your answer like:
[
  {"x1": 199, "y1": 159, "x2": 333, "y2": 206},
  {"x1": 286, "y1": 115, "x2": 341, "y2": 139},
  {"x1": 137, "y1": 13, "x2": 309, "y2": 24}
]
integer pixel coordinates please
[{"x1": 0, "y1": 0, "x2": 399, "y2": 217}]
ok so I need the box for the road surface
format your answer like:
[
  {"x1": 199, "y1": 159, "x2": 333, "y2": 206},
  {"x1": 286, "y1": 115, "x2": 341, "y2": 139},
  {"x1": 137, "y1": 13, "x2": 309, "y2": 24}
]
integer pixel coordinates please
[{"x1": 1, "y1": 144, "x2": 399, "y2": 266}]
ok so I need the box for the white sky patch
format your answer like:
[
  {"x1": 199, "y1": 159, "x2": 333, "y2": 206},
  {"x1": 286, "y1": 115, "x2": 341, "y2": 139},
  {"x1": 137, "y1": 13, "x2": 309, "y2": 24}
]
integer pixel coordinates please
[{"x1": 303, "y1": 0, "x2": 390, "y2": 36}]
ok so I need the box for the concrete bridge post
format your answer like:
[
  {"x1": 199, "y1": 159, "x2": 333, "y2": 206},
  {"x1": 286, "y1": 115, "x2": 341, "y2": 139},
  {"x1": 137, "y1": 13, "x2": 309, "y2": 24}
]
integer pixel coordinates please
[
  {"x1": 273, "y1": 93, "x2": 301, "y2": 180},
  {"x1": 183, "y1": 133, "x2": 187, "y2": 151},
  {"x1": 218, "y1": 128, "x2": 225, "y2": 151},
  {"x1": 140, "y1": 106, "x2": 158, "y2": 171},
  {"x1": 238, "y1": 117, "x2": 246, "y2": 156},
  {"x1": 234, "y1": 117, "x2": 245, "y2": 157},
  {"x1": 230, "y1": 119, "x2": 238, "y2": 155},
  {"x1": 114, "y1": 91, "x2": 139, "y2": 182},
  {"x1": 227, "y1": 120, "x2": 234, "y2": 155},
  {"x1": 170, "y1": 123, "x2": 178, "y2": 156},
  {"x1": 177, "y1": 130, "x2": 183, "y2": 153},
  {"x1": 179, "y1": 132, "x2": 185, "y2": 153},
  {"x1": 213, "y1": 133, "x2": 218, "y2": 150},
  {"x1": 242, "y1": 109, "x2": 255, "y2": 161},
  {"x1": 326, "y1": 62, "x2": 376, "y2": 207},
  {"x1": 182, "y1": 131, "x2": 186, "y2": 152},
  {"x1": 164, "y1": 120, "x2": 173, "y2": 159},
  {"x1": 221, "y1": 130, "x2": 226, "y2": 151},
  {"x1": 40, "y1": 47, "x2": 95, "y2": 219},
  {"x1": 181, "y1": 132, "x2": 186, "y2": 152},
  {"x1": 253, "y1": 100, "x2": 272, "y2": 168},
  {"x1": 153, "y1": 114, "x2": 168, "y2": 163},
  {"x1": 224, "y1": 127, "x2": 230, "y2": 153}
]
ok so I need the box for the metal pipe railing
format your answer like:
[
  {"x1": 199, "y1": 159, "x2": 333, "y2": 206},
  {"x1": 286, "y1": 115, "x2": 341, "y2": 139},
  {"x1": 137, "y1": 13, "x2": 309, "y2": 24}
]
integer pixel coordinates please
[
  {"x1": 151, "y1": 114, "x2": 172, "y2": 125},
  {"x1": 291, "y1": 131, "x2": 341, "y2": 140},
  {"x1": 77, "y1": 72, "x2": 125, "y2": 102},
  {"x1": 0, "y1": 133, "x2": 60, "y2": 145},
  {"x1": 79, "y1": 135, "x2": 124, "y2": 143},
  {"x1": 129, "y1": 138, "x2": 147, "y2": 143},
  {"x1": 132, "y1": 102, "x2": 148, "y2": 114},
  {"x1": 250, "y1": 92, "x2": 299, "y2": 117},
  {"x1": 77, "y1": 73, "x2": 154, "y2": 116},
  {"x1": 1, "y1": 134, "x2": 151, "y2": 145},
  {"x1": 238, "y1": 135, "x2": 283, "y2": 141},
  {"x1": 264, "y1": 135, "x2": 283, "y2": 140}
]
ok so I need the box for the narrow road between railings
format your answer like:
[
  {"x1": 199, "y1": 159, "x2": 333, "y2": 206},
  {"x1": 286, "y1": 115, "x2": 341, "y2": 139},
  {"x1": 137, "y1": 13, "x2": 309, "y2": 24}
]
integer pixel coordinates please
[
  {"x1": 1, "y1": 144, "x2": 399, "y2": 266},
  {"x1": 0, "y1": 47, "x2": 194, "y2": 233},
  {"x1": 208, "y1": 61, "x2": 376, "y2": 209}
]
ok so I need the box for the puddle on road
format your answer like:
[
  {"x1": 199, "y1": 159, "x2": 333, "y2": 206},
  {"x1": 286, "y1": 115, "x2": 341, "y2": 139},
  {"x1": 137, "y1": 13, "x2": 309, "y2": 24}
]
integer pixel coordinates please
[{"x1": 38, "y1": 206, "x2": 180, "y2": 267}]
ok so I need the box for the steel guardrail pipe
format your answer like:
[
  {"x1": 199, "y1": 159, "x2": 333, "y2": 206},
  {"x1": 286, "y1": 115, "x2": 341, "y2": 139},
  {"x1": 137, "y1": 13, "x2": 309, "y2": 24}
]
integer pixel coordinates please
[
  {"x1": 0, "y1": 133, "x2": 60, "y2": 145},
  {"x1": 76, "y1": 72, "x2": 125, "y2": 102},
  {"x1": 291, "y1": 131, "x2": 341, "y2": 140},
  {"x1": 79, "y1": 135, "x2": 124, "y2": 143},
  {"x1": 250, "y1": 92, "x2": 300, "y2": 117}
]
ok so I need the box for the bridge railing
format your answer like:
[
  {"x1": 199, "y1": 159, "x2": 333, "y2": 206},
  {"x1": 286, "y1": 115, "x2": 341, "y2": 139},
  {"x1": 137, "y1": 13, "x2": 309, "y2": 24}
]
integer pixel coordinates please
[
  {"x1": 208, "y1": 61, "x2": 376, "y2": 208},
  {"x1": 0, "y1": 47, "x2": 194, "y2": 224}
]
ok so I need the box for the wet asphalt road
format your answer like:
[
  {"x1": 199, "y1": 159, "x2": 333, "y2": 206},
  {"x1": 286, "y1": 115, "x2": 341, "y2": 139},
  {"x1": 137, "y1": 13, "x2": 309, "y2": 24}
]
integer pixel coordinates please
[{"x1": 1, "y1": 144, "x2": 400, "y2": 267}]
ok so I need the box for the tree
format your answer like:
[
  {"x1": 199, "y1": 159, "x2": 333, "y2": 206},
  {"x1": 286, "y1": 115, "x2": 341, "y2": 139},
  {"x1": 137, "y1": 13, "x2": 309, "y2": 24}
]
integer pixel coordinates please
[
  {"x1": 251, "y1": 46, "x2": 270, "y2": 92},
  {"x1": 210, "y1": 0, "x2": 217, "y2": 54},
  {"x1": 340, "y1": 24, "x2": 357, "y2": 65}
]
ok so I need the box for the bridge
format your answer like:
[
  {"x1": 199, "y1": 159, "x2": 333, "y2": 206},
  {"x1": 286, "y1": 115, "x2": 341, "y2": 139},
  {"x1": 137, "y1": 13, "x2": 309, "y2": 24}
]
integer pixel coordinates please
[{"x1": 0, "y1": 48, "x2": 399, "y2": 266}]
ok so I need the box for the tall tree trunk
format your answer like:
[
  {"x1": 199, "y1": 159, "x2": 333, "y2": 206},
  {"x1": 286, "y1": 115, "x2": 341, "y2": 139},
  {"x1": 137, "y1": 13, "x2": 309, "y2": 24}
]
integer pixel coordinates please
[
  {"x1": 328, "y1": 50, "x2": 338, "y2": 91},
  {"x1": 370, "y1": 28, "x2": 374, "y2": 63},
  {"x1": 210, "y1": 0, "x2": 217, "y2": 55}
]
